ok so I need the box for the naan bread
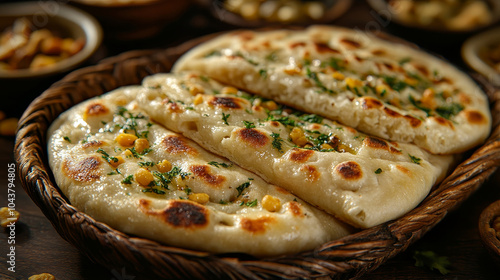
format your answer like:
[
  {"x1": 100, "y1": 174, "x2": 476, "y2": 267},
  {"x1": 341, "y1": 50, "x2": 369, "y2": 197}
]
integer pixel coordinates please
[
  {"x1": 137, "y1": 72, "x2": 456, "y2": 228},
  {"x1": 47, "y1": 86, "x2": 353, "y2": 256},
  {"x1": 173, "y1": 25, "x2": 491, "y2": 154}
]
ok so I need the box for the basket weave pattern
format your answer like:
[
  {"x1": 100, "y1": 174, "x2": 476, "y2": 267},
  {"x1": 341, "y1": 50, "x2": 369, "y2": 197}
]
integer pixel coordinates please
[{"x1": 14, "y1": 38, "x2": 500, "y2": 279}]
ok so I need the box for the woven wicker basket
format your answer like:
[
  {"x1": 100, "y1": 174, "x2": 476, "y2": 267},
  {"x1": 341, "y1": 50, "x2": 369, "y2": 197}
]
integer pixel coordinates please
[{"x1": 14, "y1": 32, "x2": 500, "y2": 279}]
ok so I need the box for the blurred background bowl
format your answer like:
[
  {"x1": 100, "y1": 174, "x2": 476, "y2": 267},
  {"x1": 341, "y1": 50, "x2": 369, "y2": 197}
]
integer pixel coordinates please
[
  {"x1": 199, "y1": 0, "x2": 353, "y2": 28},
  {"x1": 462, "y1": 26, "x2": 500, "y2": 87},
  {"x1": 70, "y1": 0, "x2": 192, "y2": 41},
  {"x1": 479, "y1": 200, "x2": 500, "y2": 267},
  {"x1": 0, "y1": 1, "x2": 102, "y2": 80},
  {"x1": 366, "y1": 0, "x2": 500, "y2": 50}
]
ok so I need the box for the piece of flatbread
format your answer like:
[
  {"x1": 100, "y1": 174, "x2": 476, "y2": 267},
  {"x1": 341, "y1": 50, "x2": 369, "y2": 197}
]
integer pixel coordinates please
[
  {"x1": 47, "y1": 86, "x2": 353, "y2": 256},
  {"x1": 173, "y1": 25, "x2": 491, "y2": 154},
  {"x1": 137, "y1": 72, "x2": 456, "y2": 228}
]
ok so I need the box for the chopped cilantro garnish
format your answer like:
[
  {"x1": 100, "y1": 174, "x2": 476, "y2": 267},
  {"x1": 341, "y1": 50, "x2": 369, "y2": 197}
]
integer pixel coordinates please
[
  {"x1": 265, "y1": 51, "x2": 278, "y2": 62},
  {"x1": 222, "y1": 112, "x2": 230, "y2": 125},
  {"x1": 327, "y1": 57, "x2": 345, "y2": 71},
  {"x1": 299, "y1": 114, "x2": 323, "y2": 124},
  {"x1": 234, "y1": 51, "x2": 258, "y2": 66},
  {"x1": 208, "y1": 161, "x2": 233, "y2": 168},
  {"x1": 138, "y1": 161, "x2": 156, "y2": 167},
  {"x1": 208, "y1": 161, "x2": 232, "y2": 168},
  {"x1": 409, "y1": 95, "x2": 432, "y2": 116},
  {"x1": 413, "y1": 250, "x2": 450, "y2": 275},
  {"x1": 243, "y1": 120, "x2": 256, "y2": 128},
  {"x1": 409, "y1": 154, "x2": 422, "y2": 164},
  {"x1": 200, "y1": 75, "x2": 210, "y2": 82},
  {"x1": 122, "y1": 175, "x2": 133, "y2": 184},
  {"x1": 63, "y1": 136, "x2": 71, "y2": 143},
  {"x1": 383, "y1": 75, "x2": 409, "y2": 91},
  {"x1": 399, "y1": 57, "x2": 411, "y2": 65},
  {"x1": 204, "y1": 50, "x2": 221, "y2": 58},
  {"x1": 142, "y1": 188, "x2": 166, "y2": 195},
  {"x1": 306, "y1": 67, "x2": 333, "y2": 93},
  {"x1": 236, "y1": 181, "x2": 251, "y2": 197},
  {"x1": 153, "y1": 166, "x2": 190, "y2": 189},
  {"x1": 259, "y1": 69, "x2": 267, "y2": 78},
  {"x1": 96, "y1": 148, "x2": 119, "y2": 163},
  {"x1": 375, "y1": 168, "x2": 383, "y2": 174},
  {"x1": 270, "y1": 132, "x2": 284, "y2": 153},
  {"x1": 435, "y1": 103, "x2": 464, "y2": 120},
  {"x1": 184, "y1": 187, "x2": 192, "y2": 196},
  {"x1": 244, "y1": 199, "x2": 258, "y2": 207},
  {"x1": 219, "y1": 199, "x2": 228, "y2": 205}
]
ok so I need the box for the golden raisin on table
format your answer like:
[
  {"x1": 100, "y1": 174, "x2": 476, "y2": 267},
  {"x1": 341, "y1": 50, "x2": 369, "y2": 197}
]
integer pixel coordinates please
[
  {"x1": 28, "y1": 273, "x2": 56, "y2": 280},
  {"x1": 0, "y1": 207, "x2": 20, "y2": 227}
]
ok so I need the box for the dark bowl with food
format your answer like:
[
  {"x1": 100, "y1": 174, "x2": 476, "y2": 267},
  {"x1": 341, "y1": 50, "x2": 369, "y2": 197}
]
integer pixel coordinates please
[
  {"x1": 0, "y1": 1, "x2": 102, "y2": 80},
  {"x1": 367, "y1": 0, "x2": 500, "y2": 50},
  {"x1": 479, "y1": 200, "x2": 500, "y2": 267},
  {"x1": 200, "y1": 0, "x2": 353, "y2": 27},
  {"x1": 70, "y1": 0, "x2": 192, "y2": 41}
]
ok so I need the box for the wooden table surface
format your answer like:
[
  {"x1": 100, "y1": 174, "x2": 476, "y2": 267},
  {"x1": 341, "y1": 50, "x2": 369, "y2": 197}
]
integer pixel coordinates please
[{"x1": 1, "y1": 1, "x2": 500, "y2": 279}]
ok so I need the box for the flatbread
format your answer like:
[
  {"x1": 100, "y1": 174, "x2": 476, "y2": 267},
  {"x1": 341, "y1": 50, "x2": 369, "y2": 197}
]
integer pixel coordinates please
[
  {"x1": 47, "y1": 86, "x2": 353, "y2": 256},
  {"x1": 137, "y1": 72, "x2": 456, "y2": 228},
  {"x1": 173, "y1": 25, "x2": 491, "y2": 154}
]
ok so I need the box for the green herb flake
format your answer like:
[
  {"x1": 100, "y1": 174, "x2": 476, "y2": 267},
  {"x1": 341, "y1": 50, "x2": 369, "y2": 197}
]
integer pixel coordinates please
[
  {"x1": 270, "y1": 132, "x2": 284, "y2": 153},
  {"x1": 299, "y1": 114, "x2": 323, "y2": 124},
  {"x1": 409, "y1": 95, "x2": 432, "y2": 116},
  {"x1": 184, "y1": 187, "x2": 192, "y2": 196},
  {"x1": 96, "y1": 148, "x2": 119, "y2": 163},
  {"x1": 375, "y1": 168, "x2": 383, "y2": 174},
  {"x1": 122, "y1": 175, "x2": 133, "y2": 184},
  {"x1": 399, "y1": 57, "x2": 412, "y2": 65},
  {"x1": 222, "y1": 112, "x2": 230, "y2": 125},
  {"x1": 409, "y1": 154, "x2": 422, "y2": 164},
  {"x1": 243, "y1": 120, "x2": 256, "y2": 129},
  {"x1": 435, "y1": 103, "x2": 464, "y2": 120},
  {"x1": 204, "y1": 50, "x2": 221, "y2": 58},
  {"x1": 236, "y1": 181, "x2": 251, "y2": 197},
  {"x1": 383, "y1": 75, "x2": 409, "y2": 91},
  {"x1": 259, "y1": 69, "x2": 267, "y2": 78},
  {"x1": 306, "y1": 67, "x2": 333, "y2": 94},
  {"x1": 413, "y1": 250, "x2": 450, "y2": 275},
  {"x1": 138, "y1": 161, "x2": 156, "y2": 167},
  {"x1": 142, "y1": 188, "x2": 166, "y2": 195},
  {"x1": 208, "y1": 161, "x2": 232, "y2": 168},
  {"x1": 63, "y1": 136, "x2": 71, "y2": 143},
  {"x1": 245, "y1": 199, "x2": 258, "y2": 207},
  {"x1": 265, "y1": 51, "x2": 278, "y2": 62}
]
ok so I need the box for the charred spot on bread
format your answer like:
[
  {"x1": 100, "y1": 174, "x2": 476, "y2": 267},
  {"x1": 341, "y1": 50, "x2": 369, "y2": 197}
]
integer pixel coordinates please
[
  {"x1": 140, "y1": 199, "x2": 209, "y2": 229},
  {"x1": 163, "y1": 135, "x2": 198, "y2": 155},
  {"x1": 314, "y1": 42, "x2": 340, "y2": 54},
  {"x1": 289, "y1": 148, "x2": 314, "y2": 163},
  {"x1": 464, "y1": 110, "x2": 488, "y2": 124},
  {"x1": 361, "y1": 97, "x2": 383, "y2": 109},
  {"x1": 85, "y1": 103, "x2": 109, "y2": 117},
  {"x1": 209, "y1": 96, "x2": 245, "y2": 109},
  {"x1": 301, "y1": 165, "x2": 320, "y2": 182},
  {"x1": 190, "y1": 165, "x2": 226, "y2": 187},
  {"x1": 335, "y1": 161, "x2": 362, "y2": 180},
  {"x1": 237, "y1": 128, "x2": 269, "y2": 148},
  {"x1": 63, "y1": 156, "x2": 102, "y2": 182},
  {"x1": 240, "y1": 216, "x2": 275, "y2": 234}
]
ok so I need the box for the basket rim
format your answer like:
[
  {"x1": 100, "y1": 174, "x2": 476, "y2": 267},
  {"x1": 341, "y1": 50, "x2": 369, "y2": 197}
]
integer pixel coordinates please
[{"x1": 14, "y1": 28, "x2": 500, "y2": 279}]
